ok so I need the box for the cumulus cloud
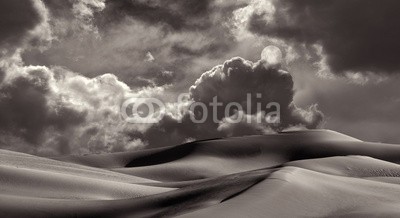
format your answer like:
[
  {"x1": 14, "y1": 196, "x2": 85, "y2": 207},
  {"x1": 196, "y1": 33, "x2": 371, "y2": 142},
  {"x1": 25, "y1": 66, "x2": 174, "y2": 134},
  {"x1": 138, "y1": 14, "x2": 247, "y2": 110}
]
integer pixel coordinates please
[
  {"x1": 248, "y1": 0, "x2": 400, "y2": 77},
  {"x1": 132, "y1": 57, "x2": 324, "y2": 148},
  {"x1": 0, "y1": 67, "x2": 84, "y2": 145},
  {"x1": 0, "y1": 63, "x2": 155, "y2": 155},
  {"x1": 0, "y1": 66, "x2": 84, "y2": 155},
  {"x1": 190, "y1": 57, "x2": 323, "y2": 128}
]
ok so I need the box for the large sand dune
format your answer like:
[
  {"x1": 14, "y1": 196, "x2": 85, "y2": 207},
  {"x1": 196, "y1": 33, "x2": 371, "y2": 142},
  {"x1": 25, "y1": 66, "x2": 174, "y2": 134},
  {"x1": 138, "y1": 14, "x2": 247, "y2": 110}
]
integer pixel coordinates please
[{"x1": 2, "y1": 130, "x2": 400, "y2": 217}]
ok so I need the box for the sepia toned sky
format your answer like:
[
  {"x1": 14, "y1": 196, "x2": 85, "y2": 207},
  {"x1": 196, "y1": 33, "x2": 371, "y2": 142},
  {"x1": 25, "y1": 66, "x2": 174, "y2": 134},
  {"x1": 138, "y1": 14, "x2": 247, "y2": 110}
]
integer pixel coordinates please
[{"x1": 1, "y1": 0, "x2": 400, "y2": 155}]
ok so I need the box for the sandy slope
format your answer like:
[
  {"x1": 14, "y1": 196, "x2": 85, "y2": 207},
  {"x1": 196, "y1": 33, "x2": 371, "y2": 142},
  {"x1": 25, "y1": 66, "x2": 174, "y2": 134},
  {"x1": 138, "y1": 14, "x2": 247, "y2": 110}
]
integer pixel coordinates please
[
  {"x1": 180, "y1": 157, "x2": 400, "y2": 218},
  {"x1": 2, "y1": 130, "x2": 400, "y2": 217}
]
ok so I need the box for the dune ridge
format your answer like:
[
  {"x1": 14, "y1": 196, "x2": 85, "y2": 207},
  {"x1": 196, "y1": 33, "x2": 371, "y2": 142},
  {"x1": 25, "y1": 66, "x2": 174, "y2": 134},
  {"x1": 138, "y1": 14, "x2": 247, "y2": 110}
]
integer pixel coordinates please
[{"x1": 2, "y1": 130, "x2": 400, "y2": 217}]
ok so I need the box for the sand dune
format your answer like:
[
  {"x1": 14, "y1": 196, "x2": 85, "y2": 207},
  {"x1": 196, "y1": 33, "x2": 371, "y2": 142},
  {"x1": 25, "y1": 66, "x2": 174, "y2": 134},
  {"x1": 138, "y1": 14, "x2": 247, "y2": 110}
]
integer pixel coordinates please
[
  {"x1": 181, "y1": 157, "x2": 400, "y2": 218},
  {"x1": 2, "y1": 130, "x2": 400, "y2": 217}
]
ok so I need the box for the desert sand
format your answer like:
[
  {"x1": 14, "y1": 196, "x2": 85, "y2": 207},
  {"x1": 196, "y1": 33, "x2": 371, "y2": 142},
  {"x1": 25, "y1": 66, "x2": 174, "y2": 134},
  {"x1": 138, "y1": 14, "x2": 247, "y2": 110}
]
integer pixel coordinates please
[{"x1": 2, "y1": 130, "x2": 400, "y2": 217}]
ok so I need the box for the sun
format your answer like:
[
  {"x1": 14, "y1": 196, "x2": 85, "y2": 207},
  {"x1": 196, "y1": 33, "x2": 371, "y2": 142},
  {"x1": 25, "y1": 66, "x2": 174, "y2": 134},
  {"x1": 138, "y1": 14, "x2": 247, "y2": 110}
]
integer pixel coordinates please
[{"x1": 261, "y1": 45, "x2": 283, "y2": 68}]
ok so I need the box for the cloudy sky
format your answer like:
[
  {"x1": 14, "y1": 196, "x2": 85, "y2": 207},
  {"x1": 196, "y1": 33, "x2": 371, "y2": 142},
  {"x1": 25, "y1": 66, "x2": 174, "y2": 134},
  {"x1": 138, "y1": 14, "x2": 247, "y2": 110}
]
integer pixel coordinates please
[{"x1": 1, "y1": 0, "x2": 399, "y2": 155}]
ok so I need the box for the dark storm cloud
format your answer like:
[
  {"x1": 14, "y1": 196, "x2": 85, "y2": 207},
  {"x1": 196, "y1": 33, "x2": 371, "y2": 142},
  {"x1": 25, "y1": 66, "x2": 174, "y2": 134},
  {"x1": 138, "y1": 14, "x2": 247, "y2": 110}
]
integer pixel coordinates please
[
  {"x1": 21, "y1": 0, "x2": 242, "y2": 89},
  {"x1": 189, "y1": 57, "x2": 323, "y2": 129},
  {"x1": 0, "y1": 68, "x2": 86, "y2": 148},
  {"x1": 96, "y1": 0, "x2": 242, "y2": 57},
  {"x1": 249, "y1": 0, "x2": 400, "y2": 75},
  {"x1": 0, "y1": 0, "x2": 42, "y2": 54},
  {"x1": 97, "y1": 0, "x2": 213, "y2": 30},
  {"x1": 171, "y1": 41, "x2": 232, "y2": 58},
  {"x1": 132, "y1": 57, "x2": 324, "y2": 148},
  {"x1": 190, "y1": 57, "x2": 293, "y2": 123}
]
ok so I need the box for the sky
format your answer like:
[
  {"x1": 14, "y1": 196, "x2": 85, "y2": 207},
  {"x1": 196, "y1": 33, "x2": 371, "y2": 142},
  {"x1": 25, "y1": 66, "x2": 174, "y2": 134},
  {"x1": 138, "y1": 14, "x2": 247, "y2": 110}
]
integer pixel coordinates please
[{"x1": 1, "y1": 0, "x2": 400, "y2": 155}]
